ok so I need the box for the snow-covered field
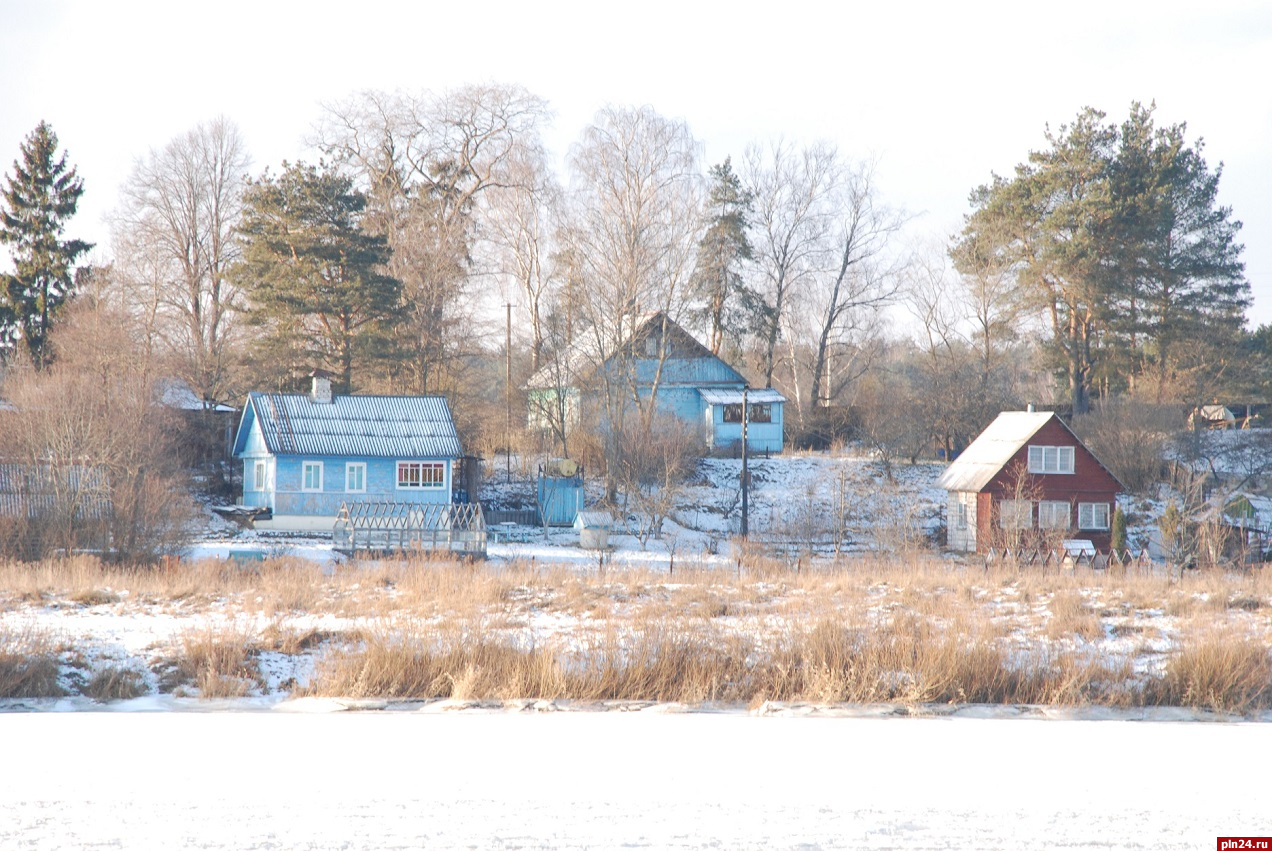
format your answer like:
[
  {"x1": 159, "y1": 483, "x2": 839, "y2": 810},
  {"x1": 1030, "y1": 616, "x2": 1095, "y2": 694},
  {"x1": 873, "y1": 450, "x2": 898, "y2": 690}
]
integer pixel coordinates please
[
  {"x1": 4, "y1": 450, "x2": 1271, "y2": 848},
  {"x1": 3, "y1": 708, "x2": 1269, "y2": 850}
]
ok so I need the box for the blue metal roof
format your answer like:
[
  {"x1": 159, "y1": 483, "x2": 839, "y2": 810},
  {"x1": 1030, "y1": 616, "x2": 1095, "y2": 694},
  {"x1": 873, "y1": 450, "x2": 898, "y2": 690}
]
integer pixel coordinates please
[{"x1": 239, "y1": 393, "x2": 462, "y2": 459}]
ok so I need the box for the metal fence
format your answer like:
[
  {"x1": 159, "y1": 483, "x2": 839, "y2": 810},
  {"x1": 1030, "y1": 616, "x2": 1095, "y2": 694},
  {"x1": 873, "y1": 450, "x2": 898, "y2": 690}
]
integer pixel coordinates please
[{"x1": 333, "y1": 501, "x2": 487, "y2": 558}]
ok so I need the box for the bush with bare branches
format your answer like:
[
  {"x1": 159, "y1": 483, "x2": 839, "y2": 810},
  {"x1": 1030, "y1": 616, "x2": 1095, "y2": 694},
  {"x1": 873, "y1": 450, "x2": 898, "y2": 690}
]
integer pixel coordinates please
[{"x1": 0, "y1": 300, "x2": 196, "y2": 563}]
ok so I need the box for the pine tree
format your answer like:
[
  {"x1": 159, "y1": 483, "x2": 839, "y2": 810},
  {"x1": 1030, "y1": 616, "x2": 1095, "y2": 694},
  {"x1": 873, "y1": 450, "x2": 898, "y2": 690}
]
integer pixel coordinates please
[
  {"x1": 233, "y1": 162, "x2": 401, "y2": 393},
  {"x1": 0, "y1": 122, "x2": 92, "y2": 368},
  {"x1": 1102, "y1": 103, "x2": 1248, "y2": 399},
  {"x1": 955, "y1": 104, "x2": 1248, "y2": 410},
  {"x1": 689, "y1": 158, "x2": 753, "y2": 355}
]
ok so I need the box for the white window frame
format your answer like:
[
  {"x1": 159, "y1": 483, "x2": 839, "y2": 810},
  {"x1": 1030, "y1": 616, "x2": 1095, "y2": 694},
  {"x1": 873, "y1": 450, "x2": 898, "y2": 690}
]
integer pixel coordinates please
[
  {"x1": 253, "y1": 460, "x2": 267, "y2": 492},
  {"x1": 999, "y1": 499, "x2": 1033, "y2": 529},
  {"x1": 1078, "y1": 502, "x2": 1110, "y2": 531},
  {"x1": 396, "y1": 461, "x2": 445, "y2": 490},
  {"x1": 1027, "y1": 445, "x2": 1075, "y2": 474},
  {"x1": 301, "y1": 461, "x2": 324, "y2": 492},
  {"x1": 956, "y1": 501, "x2": 968, "y2": 530},
  {"x1": 345, "y1": 462, "x2": 366, "y2": 493},
  {"x1": 1038, "y1": 500, "x2": 1071, "y2": 529}
]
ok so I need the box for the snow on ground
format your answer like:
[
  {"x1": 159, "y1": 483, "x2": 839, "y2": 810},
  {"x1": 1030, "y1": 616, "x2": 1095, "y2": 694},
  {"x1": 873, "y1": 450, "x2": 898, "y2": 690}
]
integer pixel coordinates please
[
  {"x1": 2, "y1": 709, "x2": 1269, "y2": 850},
  {"x1": 5, "y1": 450, "x2": 1270, "y2": 846}
]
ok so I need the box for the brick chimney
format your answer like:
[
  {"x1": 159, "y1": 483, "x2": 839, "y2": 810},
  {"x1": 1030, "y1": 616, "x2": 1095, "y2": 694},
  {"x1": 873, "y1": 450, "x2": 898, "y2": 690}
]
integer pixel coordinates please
[{"x1": 310, "y1": 370, "x2": 334, "y2": 404}]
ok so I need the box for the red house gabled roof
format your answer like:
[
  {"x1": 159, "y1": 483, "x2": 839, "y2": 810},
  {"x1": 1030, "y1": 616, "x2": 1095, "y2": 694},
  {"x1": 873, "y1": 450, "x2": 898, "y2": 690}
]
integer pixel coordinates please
[{"x1": 936, "y1": 411, "x2": 1125, "y2": 493}]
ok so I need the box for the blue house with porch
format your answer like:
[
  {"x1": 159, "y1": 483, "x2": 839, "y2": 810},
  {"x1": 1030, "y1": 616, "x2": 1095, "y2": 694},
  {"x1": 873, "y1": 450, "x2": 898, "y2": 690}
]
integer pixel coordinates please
[
  {"x1": 527, "y1": 313, "x2": 784, "y2": 453},
  {"x1": 232, "y1": 375, "x2": 464, "y2": 531}
]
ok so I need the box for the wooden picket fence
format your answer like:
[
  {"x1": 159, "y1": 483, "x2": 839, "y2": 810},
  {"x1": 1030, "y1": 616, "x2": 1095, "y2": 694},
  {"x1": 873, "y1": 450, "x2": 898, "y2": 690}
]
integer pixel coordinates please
[{"x1": 983, "y1": 547, "x2": 1153, "y2": 572}]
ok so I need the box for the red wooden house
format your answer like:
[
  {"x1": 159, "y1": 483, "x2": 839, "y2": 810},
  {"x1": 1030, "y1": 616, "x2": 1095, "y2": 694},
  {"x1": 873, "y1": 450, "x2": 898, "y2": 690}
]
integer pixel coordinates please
[{"x1": 938, "y1": 411, "x2": 1123, "y2": 553}]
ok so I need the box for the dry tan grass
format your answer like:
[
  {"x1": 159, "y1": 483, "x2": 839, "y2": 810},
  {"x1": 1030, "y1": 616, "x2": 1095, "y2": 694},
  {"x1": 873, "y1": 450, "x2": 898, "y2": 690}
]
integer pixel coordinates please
[
  {"x1": 1045, "y1": 590, "x2": 1104, "y2": 641},
  {"x1": 304, "y1": 612, "x2": 1141, "y2": 707},
  {"x1": 5, "y1": 552, "x2": 1272, "y2": 710},
  {"x1": 83, "y1": 666, "x2": 148, "y2": 701},
  {"x1": 157, "y1": 625, "x2": 263, "y2": 698},
  {"x1": 1148, "y1": 627, "x2": 1272, "y2": 713},
  {"x1": 0, "y1": 623, "x2": 63, "y2": 698}
]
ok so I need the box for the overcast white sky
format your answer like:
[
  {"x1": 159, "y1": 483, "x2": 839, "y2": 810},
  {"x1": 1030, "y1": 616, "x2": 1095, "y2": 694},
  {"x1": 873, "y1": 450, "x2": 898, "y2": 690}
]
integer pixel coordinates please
[{"x1": 3, "y1": 0, "x2": 1271, "y2": 323}]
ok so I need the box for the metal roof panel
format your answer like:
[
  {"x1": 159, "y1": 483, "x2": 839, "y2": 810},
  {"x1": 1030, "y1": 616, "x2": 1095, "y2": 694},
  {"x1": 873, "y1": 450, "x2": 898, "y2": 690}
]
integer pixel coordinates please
[
  {"x1": 935, "y1": 411, "x2": 1056, "y2": 492},
  {"x1": 247, "y1": 393, "x2": 463, "y2": 458}
]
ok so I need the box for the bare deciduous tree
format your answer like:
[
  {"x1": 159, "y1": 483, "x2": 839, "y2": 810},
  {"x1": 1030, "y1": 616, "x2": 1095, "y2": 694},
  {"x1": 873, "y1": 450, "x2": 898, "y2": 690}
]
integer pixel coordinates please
[
  {"x1": 109, "y1": 117, "x2": 250, "y2": 408},
  {"x1": 485, "y1": 144, "x2": 561, "y2": 373},
  {"x1": 315, "y1": 84, "x2": 551, "y2": 395},
  {"x1": 744, "y1": 144, "x2": 905, "y2": 428},
  {"x1": 564, "y1": 106, "x2": 704, "y2": 491},
  {"x1": 743, "y1": 140, "x2": 839, "y2": 391},
  {"x1": 0, "y1": 299, "x2": 195, "y2": 563}
]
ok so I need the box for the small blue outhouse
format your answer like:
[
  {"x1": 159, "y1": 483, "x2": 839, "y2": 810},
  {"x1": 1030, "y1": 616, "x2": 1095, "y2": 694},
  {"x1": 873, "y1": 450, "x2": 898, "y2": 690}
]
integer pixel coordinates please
[{"x1": 232, "y1": 375, "x2": 463, "y2": 531}]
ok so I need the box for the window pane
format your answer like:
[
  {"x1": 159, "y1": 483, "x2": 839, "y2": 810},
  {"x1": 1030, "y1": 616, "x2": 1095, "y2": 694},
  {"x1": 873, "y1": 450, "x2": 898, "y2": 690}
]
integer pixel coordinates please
[
  {"x1": 1078, "y1": 502, "x2": 1109, "y2": 530},
  {"x1": 1039, "y1": 501, "x2": 1069, "y2": 529},
  {"x1": 999, "y1": 499, "x2": 1032, "y2": 529},
  {"x1": 1028, "y1": 446, "x2": 1043, "y2": 472},
  {"x1": 1059, "y1": 446, "x2": 1074, "y2": 473}
]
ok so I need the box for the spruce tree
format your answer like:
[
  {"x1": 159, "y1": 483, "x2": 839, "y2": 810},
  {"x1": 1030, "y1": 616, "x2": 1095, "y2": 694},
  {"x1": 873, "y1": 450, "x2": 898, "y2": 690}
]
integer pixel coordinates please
[
  {"x1": 0, "y1": 122, "x2": 92, "y2": 368},
  {"x1": 689, "y1": 158, "x2": 754, "y2": 355}
]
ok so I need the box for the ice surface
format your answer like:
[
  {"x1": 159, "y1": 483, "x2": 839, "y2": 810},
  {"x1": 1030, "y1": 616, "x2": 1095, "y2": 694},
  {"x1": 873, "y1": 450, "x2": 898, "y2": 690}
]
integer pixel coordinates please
[{"x1": 1, "y1": 711, "x2": 1266, "y2": 849}]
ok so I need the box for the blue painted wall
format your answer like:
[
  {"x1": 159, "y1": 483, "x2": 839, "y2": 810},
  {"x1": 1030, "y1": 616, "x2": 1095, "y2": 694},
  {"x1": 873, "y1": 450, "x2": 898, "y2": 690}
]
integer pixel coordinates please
[
  {"x1": 705, "y1": 403, "x2": 785, "y2": 453},
  {"x1": 269, "y1": 456, "x2": 452, "y2": 517},
  {"x1": 239, "y1": 415, "x2": 453, "y2": 517}
]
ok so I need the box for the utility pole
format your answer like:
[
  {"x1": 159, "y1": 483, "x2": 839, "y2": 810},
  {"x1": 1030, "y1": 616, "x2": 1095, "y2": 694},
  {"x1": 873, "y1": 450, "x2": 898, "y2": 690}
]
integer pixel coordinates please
[
  {"x1": 741, "y1": 386, "x2": 749, "y2": 538},
  {"x1": 506, "y1": 302, "x2": 512, "y2": 483}
]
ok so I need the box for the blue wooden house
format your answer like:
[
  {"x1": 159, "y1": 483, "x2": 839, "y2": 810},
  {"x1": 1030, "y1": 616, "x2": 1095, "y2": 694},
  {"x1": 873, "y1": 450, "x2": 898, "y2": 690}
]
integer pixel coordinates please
[
  {"x1": 527, "y1": 313, "x2": 784, "y2": 453},
  {"x1": 232, "y1": 375, "x2": 464, "y2": 531}
]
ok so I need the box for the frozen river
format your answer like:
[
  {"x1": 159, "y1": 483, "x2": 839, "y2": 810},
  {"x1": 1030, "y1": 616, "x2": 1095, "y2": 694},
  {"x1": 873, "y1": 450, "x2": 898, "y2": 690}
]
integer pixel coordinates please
[{"x1": 2, "y1": 708, "x2": 1268, "y2": 849}]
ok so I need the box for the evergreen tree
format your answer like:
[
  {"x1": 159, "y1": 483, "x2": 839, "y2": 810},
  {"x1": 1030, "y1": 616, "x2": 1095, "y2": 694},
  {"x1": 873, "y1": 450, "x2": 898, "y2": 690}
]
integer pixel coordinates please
[
  {"x1": 1110, "y1": 505, "x2": 1128, "y2": 554},
  {"x1": 954, "y1": 104, "x2": 1248, "y2": 411},
  {"x1": 954, "y1": 108, "x2": 1115, "y2": 415},
  {"x1": 0, "y1": 122, "x2": 92, "y2": 368},
  {"x1": 233, "y1": 162, "x2": 401, "y2": 393},
  {"x1": 1102, "y1": 103, "x2": 1248, "y2": 399},
  {"x1": 689, "y1": 158, "x2": 753, "y2": 355}
]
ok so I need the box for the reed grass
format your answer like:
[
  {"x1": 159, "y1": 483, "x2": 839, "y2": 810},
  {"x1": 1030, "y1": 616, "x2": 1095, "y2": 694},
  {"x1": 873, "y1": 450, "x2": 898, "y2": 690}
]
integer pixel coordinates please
[
  {"x1": 0, "y1": 623, "x2": 63, "y2": 698},
  {"x1": 2, "y1": 552, "x2": 1269, "y2": 710}
]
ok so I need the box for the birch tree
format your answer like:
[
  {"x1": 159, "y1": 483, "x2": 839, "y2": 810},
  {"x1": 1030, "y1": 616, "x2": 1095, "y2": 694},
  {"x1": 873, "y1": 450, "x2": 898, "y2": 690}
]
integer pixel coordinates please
[{"x1": 566, "y1": 105, "x2": 703, "y2": 429}]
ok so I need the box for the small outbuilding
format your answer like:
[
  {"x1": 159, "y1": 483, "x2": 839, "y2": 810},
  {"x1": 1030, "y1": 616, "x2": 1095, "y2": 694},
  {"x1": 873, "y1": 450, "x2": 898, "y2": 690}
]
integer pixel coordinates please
[
  {"x1": 574, "y1": 510, "x2": 613, "y2": 550},
  {"x1": 937, "y1": 410, "x2": 1123, "y2": 553}
]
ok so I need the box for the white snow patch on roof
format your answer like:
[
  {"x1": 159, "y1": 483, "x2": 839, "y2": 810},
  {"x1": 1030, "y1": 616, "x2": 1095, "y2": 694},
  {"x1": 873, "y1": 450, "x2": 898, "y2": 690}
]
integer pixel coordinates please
[{"x1": 936, "y1": 411, "x2": 1055, "y2": 492}]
